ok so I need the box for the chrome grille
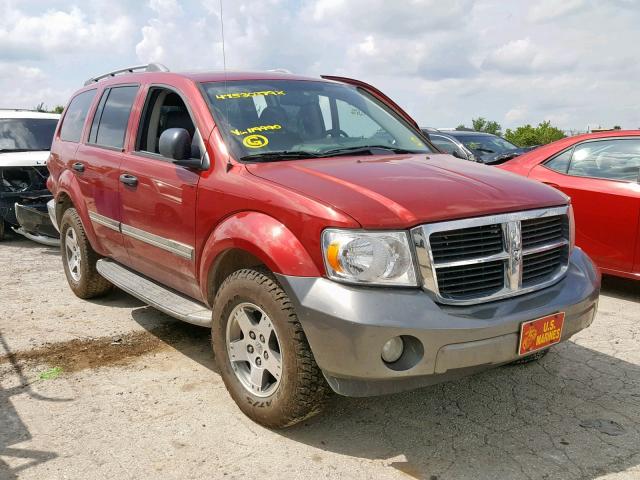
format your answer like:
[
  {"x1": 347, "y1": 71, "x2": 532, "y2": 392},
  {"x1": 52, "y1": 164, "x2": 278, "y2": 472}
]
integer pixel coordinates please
[
  {"x1": 412, "y1": 206, "x2": 570, "y2": 305},
  {"x1": 430, "y1": 224, "x2": 503, "y2": 262},
  {"x1": 522, "y1": 246, "x2": 566, "y2": 287},
  {"x1": 437, "y1": 260, "x2": 506, "y2": 300},
  {"x1": 521, "y1": 216, "x2": 564, "y2": 249}
]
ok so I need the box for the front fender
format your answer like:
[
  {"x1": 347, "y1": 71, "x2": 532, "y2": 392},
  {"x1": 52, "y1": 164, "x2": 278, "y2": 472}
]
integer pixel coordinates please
[
  {"x1": 198, "y1": 211, "x2": 322, "y2": 299},
  {"x1": 55, "y1": 169, "x2": 106, "y2": 256}
]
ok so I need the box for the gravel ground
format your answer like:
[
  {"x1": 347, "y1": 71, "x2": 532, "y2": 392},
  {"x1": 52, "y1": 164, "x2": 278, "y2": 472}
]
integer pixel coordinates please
[{"x1": 1, "y1": 232, "x2": 639, "y2": 480}]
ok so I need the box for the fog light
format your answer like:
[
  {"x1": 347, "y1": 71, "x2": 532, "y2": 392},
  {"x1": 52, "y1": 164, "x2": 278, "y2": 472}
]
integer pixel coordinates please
[{"x1": 381, "y1": 336, "x2": 404, "y2": 363}]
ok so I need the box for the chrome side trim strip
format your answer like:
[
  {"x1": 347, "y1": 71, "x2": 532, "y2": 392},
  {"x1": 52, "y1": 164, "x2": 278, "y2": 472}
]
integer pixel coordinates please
[
  {"x1": 88, "y1": 211, "x2": 194, "y2": 260},
  {"x1": 120, "y1": 223, "x2": 194, "y2": 260},
  {"x1": 89, "y1": 211, "x2": 120, "y2": 232}
]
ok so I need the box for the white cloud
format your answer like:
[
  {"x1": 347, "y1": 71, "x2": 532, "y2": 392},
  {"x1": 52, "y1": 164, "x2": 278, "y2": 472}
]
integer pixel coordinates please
[
  {"x1": 0, "y1": 5, "x2": 134, "y2": 60},
  {"x1": 528, "y1": 0, "x2": 585, "y2": 23},
  {"x1": 1, "y1": 0, "x2": 639, "y2": 131}
]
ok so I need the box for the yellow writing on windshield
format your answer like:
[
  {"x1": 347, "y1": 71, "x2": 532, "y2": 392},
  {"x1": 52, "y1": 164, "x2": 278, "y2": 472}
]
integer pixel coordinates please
[
  {"x1": 231, "y1": 124, "x2": 282, "y2": 136},
  {"x1": 216, "y1": 90, "x2": 286, "y2": 100}
]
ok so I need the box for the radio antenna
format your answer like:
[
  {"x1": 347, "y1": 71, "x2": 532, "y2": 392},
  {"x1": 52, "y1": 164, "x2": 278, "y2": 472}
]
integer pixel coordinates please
[
  {"x1": 219, "y1": 0, "x2": 227, "y2": 73},
  {"x1": 219, "y1": 0, "x2": 233, "y2": 171}
]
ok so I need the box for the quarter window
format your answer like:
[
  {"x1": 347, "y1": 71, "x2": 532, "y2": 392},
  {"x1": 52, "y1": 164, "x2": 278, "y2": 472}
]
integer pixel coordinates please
[
  {"x1": 59, "y1": 90, "x2": 96, "y2": 143},
  {"x1": 89, "y1": 86, "x2": 138, "y2": 149},
  {"x1": 430, "y1": 135, "x2": 460, "y2": 154},
  {"x1": 545, "y1": 148, "x2": 573, "y2": 174},
  {"x1": 568, "y1": 139, "x2": 640, "y2": 181}
]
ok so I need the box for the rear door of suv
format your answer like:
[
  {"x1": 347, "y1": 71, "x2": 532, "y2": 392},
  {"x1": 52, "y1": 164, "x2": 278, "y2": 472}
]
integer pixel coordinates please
[{"x1": 73, "y1": 84, "x2": 139, "y2": 261}]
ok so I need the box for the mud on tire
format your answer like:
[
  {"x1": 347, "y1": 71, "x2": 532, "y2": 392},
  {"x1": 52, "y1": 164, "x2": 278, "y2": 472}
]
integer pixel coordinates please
[
  {"x1": 59, "y1": 208, "x2": 112, "y2": 299},
  {"x1": 212, "y1": 268, "x2": 330, "y2": 428}
]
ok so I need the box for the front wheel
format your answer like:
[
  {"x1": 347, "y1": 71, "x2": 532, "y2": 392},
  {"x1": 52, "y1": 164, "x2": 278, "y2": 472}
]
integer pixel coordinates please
[
  {"x1": 212, "y1": 268, "x2": 329, "y2": 428},
  {"x1": 59, "y1": 208, "x2": 112, "y2": 299}
]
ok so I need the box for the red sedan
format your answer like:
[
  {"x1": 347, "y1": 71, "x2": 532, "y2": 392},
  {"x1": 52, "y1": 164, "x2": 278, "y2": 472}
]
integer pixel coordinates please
[{"x1": 499, "y1": 130, "x2": 640, "y2": 280}]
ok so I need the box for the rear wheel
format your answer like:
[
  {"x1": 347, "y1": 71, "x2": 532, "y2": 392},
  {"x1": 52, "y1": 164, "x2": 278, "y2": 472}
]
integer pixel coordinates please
[
  {"x1": 60, "y1": 208, "x2": 112, "y2": 299},
  {"x1": 212, "y1": 268, "x2": 329, "y2": 428}
]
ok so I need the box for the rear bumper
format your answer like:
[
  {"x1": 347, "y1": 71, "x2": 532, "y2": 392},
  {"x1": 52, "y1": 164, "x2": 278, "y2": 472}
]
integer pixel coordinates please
[{"x1": 276, "y1": 247, "x2": 600, "y2": 397}]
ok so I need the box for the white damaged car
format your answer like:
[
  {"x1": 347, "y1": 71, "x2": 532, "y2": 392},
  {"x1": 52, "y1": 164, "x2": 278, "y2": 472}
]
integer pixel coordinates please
[{"x1": 0, "y1": 109, "x2": 60, "y2": 244}]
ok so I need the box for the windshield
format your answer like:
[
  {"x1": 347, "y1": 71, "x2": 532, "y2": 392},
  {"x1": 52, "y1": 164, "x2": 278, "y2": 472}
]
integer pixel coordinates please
[
  {"x1": 451, "y1": 134, "x2": 517, "y2": 154},
  {"x1": 201, "y1": 80, "x2": 432, "y2": 160},
  {"x1": 0, "y1": 118, "x2": 58, "y2": 151}
]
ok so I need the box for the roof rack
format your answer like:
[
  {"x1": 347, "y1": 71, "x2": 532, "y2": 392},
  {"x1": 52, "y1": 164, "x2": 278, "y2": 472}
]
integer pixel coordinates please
[{"x1": 84, "y1": 63, "x2": 169, "y2": 86}]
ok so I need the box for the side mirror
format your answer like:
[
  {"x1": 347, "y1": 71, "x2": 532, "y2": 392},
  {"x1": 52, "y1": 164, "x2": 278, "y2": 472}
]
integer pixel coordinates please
[{"x1": 159, "y1": 128, "x2": 191, "y2": 161}]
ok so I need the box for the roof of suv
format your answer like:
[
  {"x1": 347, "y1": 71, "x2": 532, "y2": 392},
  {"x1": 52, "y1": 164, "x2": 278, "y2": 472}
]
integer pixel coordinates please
[
  {"x1": 81, "y1": 70, "x2": 322, "y2": 91},
  {"x1": 0, "y1": 109, "x2": 60, "y2": 120}
]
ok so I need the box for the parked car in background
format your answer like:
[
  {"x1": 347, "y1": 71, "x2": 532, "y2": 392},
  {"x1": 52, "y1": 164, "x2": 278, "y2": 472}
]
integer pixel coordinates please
[
  {"x1": 421, "y1": 128, "x2": 478, "y2": 162},
  {"x1": 499, "y1": 130, "x2": 640, "y2": 280},
  {"x1": 47, "y1": 65, "x2": 599, "y2": 428},
  {"x1": 0, "y1": 109, "x2": 60, "y2": 244},
  {"x1": 442, "y1": 129, "x2": 535, "y2": 165}
]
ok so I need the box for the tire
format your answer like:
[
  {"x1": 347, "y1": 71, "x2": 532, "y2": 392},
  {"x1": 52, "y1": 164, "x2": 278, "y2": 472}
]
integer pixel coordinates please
[
  {"x1": 212, "y1": 268, "x2": 329, "y2": 428},
  {"x1": 0, "y1": 220, "x2": 5, "y2": 241},
  {"x1": 510, "y1": 348, "x2": 550, "y2": 365},
  {"x1": 59, "y1": 208, "x2": 112, "y2": 299}
]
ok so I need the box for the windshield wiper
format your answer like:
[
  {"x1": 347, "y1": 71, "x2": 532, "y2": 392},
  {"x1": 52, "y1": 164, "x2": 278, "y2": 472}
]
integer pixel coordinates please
[
  {"x1": 240, "y1": 151, "x2": 321, "y2": 162},
  {"x1": 321, "y1": 145, "x2": 421, "y2": 157},
  {"x1": 474, "y1": 147, "x2": 496, "y2": 154}
]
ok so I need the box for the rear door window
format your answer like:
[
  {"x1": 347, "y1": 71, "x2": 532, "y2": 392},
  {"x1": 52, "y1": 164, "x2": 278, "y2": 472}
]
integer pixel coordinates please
[
  {"x1": 59, "y1": 90, "x2": 97, "y2": 143},
  {"x1": 89, "y1": 86, "x2": 139, "y2": 149}
]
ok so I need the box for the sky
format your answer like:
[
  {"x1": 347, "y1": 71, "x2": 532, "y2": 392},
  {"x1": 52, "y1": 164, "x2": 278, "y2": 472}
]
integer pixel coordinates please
[{"x1": 1, "y1": 0, "x2": 638, "y2": 131}]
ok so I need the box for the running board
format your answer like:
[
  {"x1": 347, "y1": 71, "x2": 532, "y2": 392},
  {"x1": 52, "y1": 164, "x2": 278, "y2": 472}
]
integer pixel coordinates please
[{"x1": 96, "y1": 259, "x2": 211, "y2": 327}]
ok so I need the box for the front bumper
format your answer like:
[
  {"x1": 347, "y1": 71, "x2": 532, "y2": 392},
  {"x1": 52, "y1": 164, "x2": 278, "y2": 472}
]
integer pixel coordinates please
[{"x1": 276, "y1": 247, "x2": 600, "y2": 397}]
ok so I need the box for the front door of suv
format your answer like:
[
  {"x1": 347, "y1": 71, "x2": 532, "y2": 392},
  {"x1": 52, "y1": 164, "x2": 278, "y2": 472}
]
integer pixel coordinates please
[{"x1": 118, "y1": 85, "x2": 202, "y2": 299}]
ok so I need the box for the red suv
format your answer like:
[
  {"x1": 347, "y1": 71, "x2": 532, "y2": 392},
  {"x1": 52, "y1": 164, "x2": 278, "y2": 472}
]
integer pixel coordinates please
[{"x1": 47, "y1": 64, "x2": 600, "y2": 427}]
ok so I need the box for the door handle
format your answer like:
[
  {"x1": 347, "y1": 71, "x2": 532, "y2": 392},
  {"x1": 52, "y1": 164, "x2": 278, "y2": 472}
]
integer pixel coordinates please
[
  {"x1": 72, "y1": 162, "x2": 85, "y2": 173},
  {"x1": 542, "y1": 181, "x2": 561, "y2": 189},
  {"x1": 119, "y1": 173, "x2": 138, "y2": 187}
]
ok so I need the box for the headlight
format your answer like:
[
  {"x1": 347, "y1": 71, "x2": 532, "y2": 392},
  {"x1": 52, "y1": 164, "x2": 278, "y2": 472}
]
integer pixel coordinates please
[{"x1": 322, "y1": 229, "x2": 418, "y2": 286}]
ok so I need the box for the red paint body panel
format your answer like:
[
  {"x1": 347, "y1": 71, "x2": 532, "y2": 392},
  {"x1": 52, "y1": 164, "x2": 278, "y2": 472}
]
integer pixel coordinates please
[
  {"x1": 48, "y1": 70, "x2": 577, "y2": 304},
  {"x1": 247, "y1": 154, "x2": 568, "y2": 228},
  {"x1": 499, "y1": 131, "x2": 640, "y2": 279}
]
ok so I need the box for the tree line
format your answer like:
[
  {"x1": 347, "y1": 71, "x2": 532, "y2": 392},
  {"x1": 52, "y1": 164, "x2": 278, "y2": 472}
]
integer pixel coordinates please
[{"x1": 457, "y1": 117, "x2": 567, "y2": 147}]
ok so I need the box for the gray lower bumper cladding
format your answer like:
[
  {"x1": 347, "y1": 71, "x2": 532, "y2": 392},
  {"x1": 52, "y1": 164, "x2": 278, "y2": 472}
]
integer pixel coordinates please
[{"x1": 276, "y1": 248, "x2": 600, "y2": 397}]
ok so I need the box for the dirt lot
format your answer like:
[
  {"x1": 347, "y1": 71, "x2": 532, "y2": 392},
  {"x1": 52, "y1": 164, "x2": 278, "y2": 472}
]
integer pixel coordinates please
[{"x1": 1, "y1": 232, "x2": 639, "y2": 480}]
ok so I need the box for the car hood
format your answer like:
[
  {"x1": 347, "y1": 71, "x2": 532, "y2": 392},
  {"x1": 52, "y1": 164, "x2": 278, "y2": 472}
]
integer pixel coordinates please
[
  {"x1": 0, "y1": 150, "x2": 50, "y2": 167},
  {"x1": 246, "y1": 153, "x2": 568, "y2": 228}
]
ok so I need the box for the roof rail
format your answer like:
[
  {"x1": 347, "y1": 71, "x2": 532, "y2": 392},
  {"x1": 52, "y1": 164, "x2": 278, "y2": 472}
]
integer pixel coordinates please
[{"x1": 83, "y1": 63, "x2": 169, "y2": 86}]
